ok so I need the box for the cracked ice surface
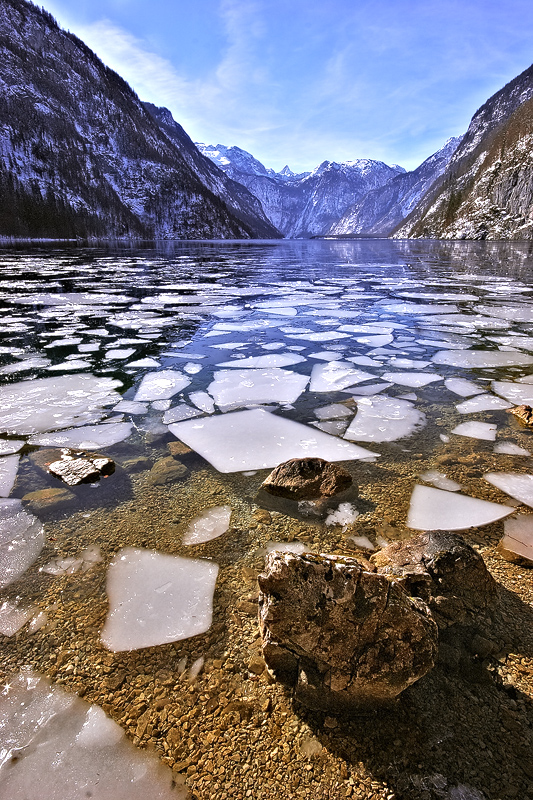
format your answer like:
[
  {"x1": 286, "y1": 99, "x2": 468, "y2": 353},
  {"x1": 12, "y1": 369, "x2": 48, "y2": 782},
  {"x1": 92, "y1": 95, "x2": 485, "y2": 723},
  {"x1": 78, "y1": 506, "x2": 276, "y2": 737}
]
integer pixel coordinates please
[
  {"x1": 0, "y1": 500, "x2": 44, "y2": 588},
  {"x1": 169, "y1": 408, "x2": 378, "y2": 473},
  {"x1": 133, "y1": 370, "x2": 191, "y2": 401},
  {"x1": 0, "y1": 375, "x2": 122, "y2": 435},
  {"x1": 344, "y1": 396, "x2": 426, "y2": 443},
  {"x1": 0, "y1": 671, "x2": 184, "y2": 799},
  {"x1": 28, "y1": 422, "x2": 133, "y2": 450},
  {"x1": 101, "y1": 548, "x2": 219, "y2": 651},
  {"x1": 207, "y1": 368, "x2": 309, "y2": 410}
]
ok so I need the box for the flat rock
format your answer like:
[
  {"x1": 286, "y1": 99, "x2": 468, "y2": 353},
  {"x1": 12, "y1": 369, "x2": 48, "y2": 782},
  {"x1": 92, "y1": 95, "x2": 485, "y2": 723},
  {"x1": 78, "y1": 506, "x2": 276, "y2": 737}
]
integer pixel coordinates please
[
  {"x1": 371, "y1": 531, "x2": 498, "y2": 627},
  {"x1": 507, "y1": 404, "x2": 533, "y2": 426},
  {"x1": 21, "y1": 487, "x2": 76, "y2": 514},
  {"x1": 47, "y1": 448, "x2": 115, "y2": 485},
  {"x1": 167, "y1": 441, "x2": 193, "y2": 457},
  {"x1": 260, "y1": 457, "x2": 352, "y2": 501},
  {"x1": 258, "y1": 551, "x2": 437, "y2": 713},
  {"x1": 147, "y1": 456, "x2": 187, "y2": 485}
]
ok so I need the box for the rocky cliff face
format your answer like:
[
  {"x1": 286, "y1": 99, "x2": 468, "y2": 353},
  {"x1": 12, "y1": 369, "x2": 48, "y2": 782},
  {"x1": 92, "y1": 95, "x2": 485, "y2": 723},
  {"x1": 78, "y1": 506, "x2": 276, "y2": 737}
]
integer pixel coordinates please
[
  {"x1": 197, "y1": 143, "x2": 404, "y2": 238},
  {"x1": 328, "y1": 137, "x2": 462, "y2": 236},
  {"x1": 393, "y1": 63, "x2": 533, "y2": 240},
  {"x1": 0, "y1": 0, "x2": 280, "y2": 239}
]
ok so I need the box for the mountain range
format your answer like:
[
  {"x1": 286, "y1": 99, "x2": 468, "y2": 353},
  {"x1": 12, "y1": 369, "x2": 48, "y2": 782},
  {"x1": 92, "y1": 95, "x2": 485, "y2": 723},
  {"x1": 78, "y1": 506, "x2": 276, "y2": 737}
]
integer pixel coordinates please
[{"x1": 1, "y1": 0, "x2": 533, "y2": 241}]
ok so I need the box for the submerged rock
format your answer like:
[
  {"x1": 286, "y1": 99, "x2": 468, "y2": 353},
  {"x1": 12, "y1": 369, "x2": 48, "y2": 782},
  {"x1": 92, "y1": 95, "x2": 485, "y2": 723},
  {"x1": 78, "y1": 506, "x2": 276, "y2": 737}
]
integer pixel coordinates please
[
  {"x1": 258, "y1": 551, "x2": 437, "y2": 713},
  {"x1": 21, "y1": 487, "x2": 76, "y2": 515},
  {"x1": 371, "y1": 530, "x2": 498, "y2": 626},
  {"x1": 260, "y1": 457, "x2": 352, "y2": 501},
  {"x1": 147, "y1": 456, "x2": 187, "y2": 485},
  {"x1": 507, "y1": 404, "x2": 533, "y2": 426}
]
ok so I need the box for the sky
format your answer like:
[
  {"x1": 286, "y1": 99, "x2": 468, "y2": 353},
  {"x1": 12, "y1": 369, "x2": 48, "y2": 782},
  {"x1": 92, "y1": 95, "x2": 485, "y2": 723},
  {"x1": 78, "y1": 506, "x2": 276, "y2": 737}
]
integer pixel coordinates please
[{"x1": 41, "y1": 0, "x2": 533, "y2": 173}]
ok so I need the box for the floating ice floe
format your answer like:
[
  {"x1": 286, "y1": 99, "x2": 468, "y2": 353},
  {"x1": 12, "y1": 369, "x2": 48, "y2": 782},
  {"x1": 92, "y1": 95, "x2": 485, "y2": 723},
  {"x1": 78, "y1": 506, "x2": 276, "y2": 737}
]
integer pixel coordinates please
[
  {"x1": 475, "y1": 304, "x2": 533, "y2": 323},
  {"x1": 484, "y1": 472, "x2": 533, "y2": 508},
  {"x1": 325, "y1": 502, "x2": 359, "y2": 528},
  {"x1": 47, "y1": 359, "x2": 92, "y2": 371},
  {"x1": 380, "y1": 302, "x2": 459, "y2": 315},
  {"x1": 346, "y1": 355, "x2": 384, "y2": 367},
  {"x1": 500, "y1": 515, "x2": 533, "y2": 562},
  {"x1": 455, "y1": 394, "x2": 512, "y2": 413},
  {"x1": 491, "y1": 380, "x2": 533, "y2": 405},
  {"x1": 0, "y1": 599, "x2": 36, "y2": 635},
  {"x1": 451, "y1": 421, "x2": 497, "y2": 441},
  {"x1": 387, "y1": 358, "x2": 431, "y2": 369},
  {"x1": 349, "y1": 382, "x2": 393, "y2": 396},
  {"x1": 313, "y1": 403, "x2": 353, "y2": 420},
  {"x1": 308, "y1": 350, "x2": 346, "y2": 361},
  {"x1": 168, "y1": 408, "x2": 378, "y2": 472},
  {"x1": 162, "y1": 403, "x2": 203, "y2": 424},
  {"x1": 0, "y1": 440, "x2": 24, "y2": 455},
  {"x1": 309, "y1": 362, "x2": 375, "y2": 392},
  {"x1": 0, "y1": 499, "x2": 44, "y2": 588},
  {"x1": 344, "y1": 396, "x2": 426, "y2": 443},
  {"x1": 444, "y1": 378, "x2": 484, "y2": 397},
  {"x1": 127, "y1": 357, "x2": 160, "y2": 368},
  {"x1": 0, "y1": 671, "x2": 183, "y2": 799},
  {"x1": 0, "y1": 375, "x2": 122, "y2": 435},
  {"x1": 104, "y1": 349, "x2": 136, "y2": 360},
  {"x1": 407, "y1": 484, "x2": 514, "y2": 530},
  {"x1": 432, "y1": 350, "x2": 533, "y2": 368},
  {"x1": 100, "y1": 548, "x2": 219, "y2": 651},
  {"x1": 493, "y1": 441, "x2": 531, "y2": 456},
  {"x1": 285, "y1": 330, "x2": 351, "y2": 342},
  {"x1": 215, "y1": 353, "x2": 306, "y2": 368},
  {"x1": 419, "y1": 470, "x2": 461, "y2": 492},
  {"x1": 381, "y1": 371, "x2": 442, "y2": 388},
  {"x1": 310, "y1": 419, "x2": 349, "y2": 435},
  {"x1": 208, "y1": 368, "x2": 309, "y2": 411},
  {"x1": 265, "y1": 541, "x2": 311, "y2": 555},
  {"x1": 189, "y1": 391, "x2": 215, "y2": 413},
  {"x1": 0, "y1": 455, "x2": 19, "y2": 497},
  {"x1": 0, "y1": 357, "x2": 51, "y2": 375},
  {"x1": 151, "y1": 400, "x2": 171, "y2": 411},
  {"x1": 41, "y1": 546, "x2": 102, "y2": 576},
  {"x1": 183, "y1": 506, "x2": 232, "y2": 545},
  {"x1": 113, "y1": 400, "x2": 148, "y2": 415},
  {"x1": 133, "y1": 370, "x2": 191, "y2": 401},
  {"x1": 29, "y1": 422, "x2": 133, "y2": 450}
]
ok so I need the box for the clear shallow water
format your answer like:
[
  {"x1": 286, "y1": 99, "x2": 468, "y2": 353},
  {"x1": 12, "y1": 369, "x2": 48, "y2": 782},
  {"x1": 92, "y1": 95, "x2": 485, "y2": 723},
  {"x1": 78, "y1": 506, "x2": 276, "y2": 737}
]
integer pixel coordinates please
[{"x1": 1, "y1": 238, "x2": 533, "y2": 796}]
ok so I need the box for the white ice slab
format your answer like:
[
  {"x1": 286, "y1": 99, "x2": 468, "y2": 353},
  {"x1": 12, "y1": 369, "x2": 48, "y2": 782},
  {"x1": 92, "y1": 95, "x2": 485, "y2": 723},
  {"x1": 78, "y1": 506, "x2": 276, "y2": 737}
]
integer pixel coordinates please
[
  {"x1": 215, "y1": 353, "x2": 306, "y2": 368},
  {"x1": 29, "y1": 422, "x2": 133, "y2": 450},
  {"x1": 419, "y1": 470, "x2": 461, "y2": 492},
  {"x1": 189, "y1": 391, "x2": 215, "y2": 413},
  {"x1": 381, "y1": 302, "x2": 458, "y2": 315},
  {"x1": 451, "y1": 421, "x2": 497, "y2": 441},
  {"x1": 444, "y1": 378, "x2": 484, "y2": 397},
  {"x1": 208, "y1": 368, "x2": 309, "y2": 410},
  {"x1": 349, "y1": 382, "x2": 393, "y2": 396},
  {"x1": 183, "y1": 506, "x2": 232, "y2": 545},
  {"x1": 0, "y1": 440, "x2": 24, "y2": 455},
  {"x1": 162, "y1": 404, "x2": 203, "y2": 424},
  {"x1": 407, "y1": 484, "x2": 514, "y2": 530},
  {"x1": 344, "y1": 396, "x2": 426, "y2": 443},
  {"x1": 494, "y1": 441, "x2": 531, "y2": 456},
  {"x1": 105, "y1": 349, "x2": 136, "y2": 360},
  {"x1": 500, "y1": 515, "x2": 533, "y2": 562},
  {"x1": 0, "y1": 499, "x2": 44, "y2": 588},
  {"x1": 168, "y1": 409, "x2": 378, "y2": 473},
  {"x1": 286, "y1": 330, "x2": 351, "y2": 342},
  {"x1": 100, "y1": 548, "x2": 219, "y2": 651},
  {"x1": 308, "y1": 350, "x2": 345, "y2": 361},
  {"x1": 113, "y1": 400, "x2": 148, "y2": 415},
  {"x1": 433, "y1": 351, "x2": 533, "y2": 368},
  {"x1": 310, "y1": 419, "x2": 349, "y2": 435},
  {"x1": 484, "y1": 472, "x2": 533, "y2": 508},
  {"x1": 0, "y1": 374, "x2": 122, "y2": 435},
  {"x1": 346, "y1": 355, "x2": 383, "y2": 367},
  {"x1": 491, "y1": 380, "x2": 533, "y2": 405},
  {"x1": 314, "y1": 403, "x2": 353, "y2": 420},
  {"x1": 382, "y1": 371, "x2": 442, "y2": 388},
  {"x1": 265, "y1": 541, "x2": 311, "y2": 555},
  {"x1": 0, "y1": 357, "x2": 51, "y2": 375},
  {"x1": 0, "y1": 455, "x2": 19, "y2": 497},
  {"x1": 455, "y1": 394, "x2": 512, "y2": 413},
  {"x1": 387, "y1": 358, "x2": 431, "y2": 369},
  {"x1": 0, "y1": 671, "x2": 183, "y2": 799},
  {"x1": 354, "y1": 334, "x2": 394, "y2": 347},
  {"x1": 309, "y1": 362, "x2": 375, "y2": 392},
  {"x1": 133, "y1": 370, "x2": 190, "y2": 401},
  {"x1": 127, "y1": 357, "x2": 160, "y2": 368},
  {"x1": 0, "y1": 600, "x2": 36, "y2": 635}
]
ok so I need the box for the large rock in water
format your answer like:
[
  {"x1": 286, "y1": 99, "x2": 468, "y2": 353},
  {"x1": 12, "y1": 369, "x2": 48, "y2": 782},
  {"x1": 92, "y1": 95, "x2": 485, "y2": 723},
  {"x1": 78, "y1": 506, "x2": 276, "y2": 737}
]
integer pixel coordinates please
[
  {"x1": 258, "y1": 551, "x2": 438, "y2": 713},
  {"x1": 259, "y1": 457, "x2": 352, "y2": 500},
  {"x1": 371, "y1": 531, "x2": 498, "y2": 627}
]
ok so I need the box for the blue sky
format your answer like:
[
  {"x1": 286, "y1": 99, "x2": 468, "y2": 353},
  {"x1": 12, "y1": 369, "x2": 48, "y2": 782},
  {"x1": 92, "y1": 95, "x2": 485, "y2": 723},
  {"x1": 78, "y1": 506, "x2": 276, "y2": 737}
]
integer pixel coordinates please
[{"x1": 42, "y1": 0, "x2": 533, "y2": 173}]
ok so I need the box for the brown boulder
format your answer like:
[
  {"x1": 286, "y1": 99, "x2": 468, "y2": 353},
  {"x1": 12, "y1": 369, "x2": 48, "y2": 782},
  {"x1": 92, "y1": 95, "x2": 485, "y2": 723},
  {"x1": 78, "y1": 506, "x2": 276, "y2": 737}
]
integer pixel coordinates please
[
  {"x1": 147, "y1": 456, "x2": 187, "y2": 485},
  {"x1": 260, "y1": 457, "x2": 352, "y2": 501},
  {"x1": 371, "y1": 530, "x2": 498, "y2": 627},
  {"x1": 507, "y1": 404, "x2": 533, "y2": 426},
  {"x1": 258, "y1": 551, "x2": 437, "y2": 713}
]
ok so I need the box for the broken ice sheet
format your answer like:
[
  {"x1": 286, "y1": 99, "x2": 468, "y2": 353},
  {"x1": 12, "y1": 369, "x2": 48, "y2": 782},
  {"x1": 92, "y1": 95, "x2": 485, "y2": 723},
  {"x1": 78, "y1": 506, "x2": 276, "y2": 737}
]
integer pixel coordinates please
[
  {"x1": 0, "y1": 374, "x2": 122, "y2": 435},
  {"x1": 0, "y1": 671, "x2": 183, "y2": 799},
  {"x1": 0, "y1": 499, "x2": 44, "y2": 588},
  {"x1": 419, "y1": 470, "x2": 461, "y2": 492},
  {"x1": 0, "y1": 599, "x2": 36, "y2": 635},
  {"x1": 309, "y1": 362, "x2": 375, "y2": 392},
  {"x1": 491, "y1": 380, "x2": 533, "y2": 405},
  {"x1": 314, "y1": 403, "x2": 353, "y2": 420},
  {"x1": 455, "y1": 394, "x2": 512, "y2": 413},
  {"x1": 208, "y1": 368, "x2": 309, "y2": 410},
  {"x1": 0, "y1": 440, "x2": 24, "y2": 455},
  {"x1": 432, "y1": 350, "x2": 533, "y2": 369},
  {"x1": 183, "y1": 506, "x2": 232, "y2": 545},
  {"x1": 29, "y1": 422, "x2": 133, "y2": 450},
  {"x1": 168, "y1": 408, "x2": 378, "y2": 473},
  {"x1": 451, "y1": 421, "x2": 497, "y2": 441},
  {"x1": 0, "y1": 455, "x2": 19, "y2": 497},
  {"x1": 162, "y1": 403, "x2": 203, "y2": 424},
  {"x1": 382, "y1": 371, "x2": 442, "y2": 388},
  {"x1": 500, "y1": 514, "x2": 533, "y2": 562},
  {"x1": 215, "y1": 353, "x2": 306, "y2": 368},
  {"x1": 113, "y1": 400, "x2": 148, "y2": 415},
  {"x1": 100, "y1": 548, "x2": 219, "y2": 651},
  {"x1": 189, "y1": 391, "x2": 215, "y2": 413},
  {"x1": 407, "y1": 484, "x2": 514, "y2": 531},
  {"x1": 493, "y1": 441, "x2": 531, "y2": 456},
  {"x1": 265, "y1": 541, "x2": 311, "y2": 555},
  {"x1": 133, "y1": 370, "x2": 191, "y2": 401},
  {"x1": 344, "y1": 396, "x2": 426, "y2": 443},
  {"x1": 484, "y1": 472, "x2": 533, "y2": 508},
  {"x1": 444, "y1": 377, "x2": 484, "y2": 397}
]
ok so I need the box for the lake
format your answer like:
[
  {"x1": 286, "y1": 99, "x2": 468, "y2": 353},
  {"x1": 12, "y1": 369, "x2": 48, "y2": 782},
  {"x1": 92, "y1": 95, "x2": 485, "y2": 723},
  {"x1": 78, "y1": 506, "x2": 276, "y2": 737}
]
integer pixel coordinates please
[{"x1": 0, "y1": 238, "x2": 532, "y2": 799}]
